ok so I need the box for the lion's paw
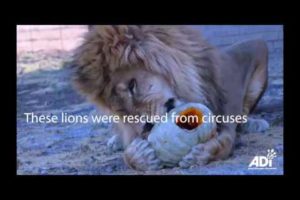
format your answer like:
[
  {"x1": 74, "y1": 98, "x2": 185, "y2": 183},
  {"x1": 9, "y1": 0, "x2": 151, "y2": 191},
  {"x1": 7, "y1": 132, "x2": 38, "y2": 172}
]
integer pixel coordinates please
[
  {"x1": 179, "y1": 143, "x2": 211, "y2": 168},
  {"x1": 240, "y1": 118, "x2": 270, "y2": 133},
  {"x1": 124, "y1": 138, "x2": 162, "y2": 171}
]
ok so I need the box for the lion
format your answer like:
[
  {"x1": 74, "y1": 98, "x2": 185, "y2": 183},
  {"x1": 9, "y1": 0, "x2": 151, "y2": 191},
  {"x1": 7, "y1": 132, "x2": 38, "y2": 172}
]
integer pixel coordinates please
[{"x1": 72, "y1": 25, "x2": 269, "y2": 171}]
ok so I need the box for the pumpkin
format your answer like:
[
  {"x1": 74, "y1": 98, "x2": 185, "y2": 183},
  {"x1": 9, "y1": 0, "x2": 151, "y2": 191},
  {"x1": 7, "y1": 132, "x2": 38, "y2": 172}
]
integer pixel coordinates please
[{"x1": 148, "y1": 103, "x2": 217, "y2": 167}]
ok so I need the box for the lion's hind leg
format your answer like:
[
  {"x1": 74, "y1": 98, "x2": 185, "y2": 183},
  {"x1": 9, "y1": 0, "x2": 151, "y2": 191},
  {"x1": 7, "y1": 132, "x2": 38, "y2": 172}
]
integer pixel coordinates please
[
  {"x1": 226, "y1": 39, "x2": 269, "y2": 136},
  {"x1": 242, "y1": 40, "x2": 269, "y2": 115},
  {"x1": 240, "y1": 40, "x2": 269, "y2": 134}
]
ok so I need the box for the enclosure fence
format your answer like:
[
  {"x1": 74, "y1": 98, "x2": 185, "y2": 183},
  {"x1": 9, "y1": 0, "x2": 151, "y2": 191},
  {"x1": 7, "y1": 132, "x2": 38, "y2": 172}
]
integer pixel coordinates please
[{"x1": 17, "y1": 25, "x2": 88, "y2": 54}]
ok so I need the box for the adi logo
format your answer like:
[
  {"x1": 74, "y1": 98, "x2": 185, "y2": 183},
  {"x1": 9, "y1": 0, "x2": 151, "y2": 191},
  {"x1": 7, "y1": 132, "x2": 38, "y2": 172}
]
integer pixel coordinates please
[{"x1": 248, "y1": 149, "x2": 277, "y2": 170}]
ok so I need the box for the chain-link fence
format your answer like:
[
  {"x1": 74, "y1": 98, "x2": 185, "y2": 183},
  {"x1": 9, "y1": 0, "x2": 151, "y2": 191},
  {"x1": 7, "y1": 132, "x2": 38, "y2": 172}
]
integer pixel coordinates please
[{"x1": 17, "y1": 25, "x2": 88, "y2": 54}]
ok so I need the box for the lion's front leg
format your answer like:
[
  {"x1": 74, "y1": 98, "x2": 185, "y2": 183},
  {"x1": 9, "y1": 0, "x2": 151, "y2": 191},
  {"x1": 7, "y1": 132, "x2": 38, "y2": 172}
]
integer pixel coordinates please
[
  {"x1": 123, "y1": 138, "x2": 163, "y2": 171},
  {"x1": 179, "y1": 129, "x2": 235, "y2": 168}
]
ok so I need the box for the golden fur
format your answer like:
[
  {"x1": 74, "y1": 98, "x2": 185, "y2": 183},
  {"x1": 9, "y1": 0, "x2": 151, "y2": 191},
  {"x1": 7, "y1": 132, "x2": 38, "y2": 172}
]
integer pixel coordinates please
[
  {"x1": 73, "y1": 26, "x2": 225, "y2": 115},
  {"x1": 72, "y1": 25, "x2": 268, "y2": 170}
]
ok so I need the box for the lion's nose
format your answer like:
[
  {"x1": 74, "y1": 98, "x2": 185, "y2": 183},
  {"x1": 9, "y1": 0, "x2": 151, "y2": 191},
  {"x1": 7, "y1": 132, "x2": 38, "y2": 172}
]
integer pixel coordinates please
[{"x1": 164, "y1": 98, "x2": 175, "y2": 112}]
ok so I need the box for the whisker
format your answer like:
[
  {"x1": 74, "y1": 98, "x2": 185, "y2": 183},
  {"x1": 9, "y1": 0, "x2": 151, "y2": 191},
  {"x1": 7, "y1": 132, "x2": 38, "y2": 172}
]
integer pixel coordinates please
[{"x1": 143, "y1": 93, "x2": 161, "y2": 102}]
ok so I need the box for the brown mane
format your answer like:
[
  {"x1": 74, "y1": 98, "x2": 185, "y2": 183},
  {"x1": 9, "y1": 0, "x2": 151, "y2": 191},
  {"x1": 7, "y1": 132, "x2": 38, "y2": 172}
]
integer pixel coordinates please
[{"x1": 72, "y1": 25, "x2": 226, "y2": 115}]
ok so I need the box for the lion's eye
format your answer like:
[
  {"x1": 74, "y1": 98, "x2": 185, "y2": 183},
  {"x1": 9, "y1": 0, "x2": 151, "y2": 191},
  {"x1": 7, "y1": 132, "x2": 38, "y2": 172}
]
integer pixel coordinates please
[{"x1": 128, "y1": 78, "x2": 136, "y2": 95}]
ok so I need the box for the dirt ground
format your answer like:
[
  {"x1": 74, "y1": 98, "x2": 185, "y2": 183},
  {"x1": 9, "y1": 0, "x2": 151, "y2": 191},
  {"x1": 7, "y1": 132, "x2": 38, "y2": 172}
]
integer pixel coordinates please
[{"x1": 17, "y1": 51, "x2": 284, "y2": 175}]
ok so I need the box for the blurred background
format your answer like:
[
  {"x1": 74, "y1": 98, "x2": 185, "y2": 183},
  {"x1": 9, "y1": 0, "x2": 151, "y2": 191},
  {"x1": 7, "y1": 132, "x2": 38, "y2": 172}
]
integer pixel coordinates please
[
  {"x1": 17, "y1": 25, "x2": 283, "y2": 175},
  {"x1": 17, "y1": 25, "x2": 85, "y2": 53}
]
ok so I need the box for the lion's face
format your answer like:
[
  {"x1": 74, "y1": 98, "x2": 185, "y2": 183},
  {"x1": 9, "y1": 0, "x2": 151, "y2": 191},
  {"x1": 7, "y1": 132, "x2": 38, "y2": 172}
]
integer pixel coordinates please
[
  {"x1": 107, "y1": 68, "x2": 181, "y2": 119},
  {"x1": 73, "y1": 25, "x2": 225, "y2": 142}
]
